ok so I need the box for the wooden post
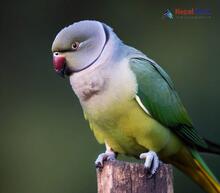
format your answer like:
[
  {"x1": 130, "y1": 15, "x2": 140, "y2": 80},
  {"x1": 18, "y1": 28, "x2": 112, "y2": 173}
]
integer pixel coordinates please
[{"x1": 97, "y1": 160, "x2": 173, "y2": 193}]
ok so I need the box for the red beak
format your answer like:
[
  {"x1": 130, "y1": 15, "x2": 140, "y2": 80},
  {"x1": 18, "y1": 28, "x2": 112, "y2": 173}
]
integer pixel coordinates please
[{"x1": 53, "y1": 55, "x2": 66, "y2": 77}]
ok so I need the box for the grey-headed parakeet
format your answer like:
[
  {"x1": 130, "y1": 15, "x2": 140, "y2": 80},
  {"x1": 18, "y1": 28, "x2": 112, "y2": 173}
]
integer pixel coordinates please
[{"x1": 52, "y1": 20, "x2": 220, "y2": 193}]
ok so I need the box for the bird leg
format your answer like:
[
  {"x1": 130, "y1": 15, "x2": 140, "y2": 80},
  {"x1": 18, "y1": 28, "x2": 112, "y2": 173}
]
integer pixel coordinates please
[
  {"x1": 95, "y1": 142, "x2": 116, "y2": 168},
  {"x1": 140, "y1": 151, "x2": 160, "y2": 176}
]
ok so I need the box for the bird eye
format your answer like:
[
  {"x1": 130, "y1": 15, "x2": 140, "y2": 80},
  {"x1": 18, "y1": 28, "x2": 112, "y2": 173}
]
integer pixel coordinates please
[
  {"x1": 71, "y1": 42, "x2": 80, "y2": 50},
  {"x1": 54, "y1": 52, "x2": 59, "y2": 56}
]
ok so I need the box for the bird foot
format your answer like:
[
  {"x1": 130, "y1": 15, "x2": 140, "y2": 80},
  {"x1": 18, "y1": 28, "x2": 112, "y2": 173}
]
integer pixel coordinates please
[
  {"x1": 140, "y1": 151, "x2": 160, "y2": 176},
  {"x1": 95, "y1": 150, "x2": 116, "y2": 168}
]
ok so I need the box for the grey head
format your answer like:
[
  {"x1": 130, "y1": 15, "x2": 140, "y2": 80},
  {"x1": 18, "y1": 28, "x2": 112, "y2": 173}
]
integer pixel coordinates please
[{"x1": 51, "y1": 20, "x2": 113, "y2": 77}]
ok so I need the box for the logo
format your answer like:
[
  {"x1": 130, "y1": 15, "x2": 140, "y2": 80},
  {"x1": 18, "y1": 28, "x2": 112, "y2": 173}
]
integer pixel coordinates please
[
  {"x1": 163, "y1": 9, "x2": 174, "y2": 19},
  {"x1": 163, "y1": 8, "x2": 211, "y2": 20}
]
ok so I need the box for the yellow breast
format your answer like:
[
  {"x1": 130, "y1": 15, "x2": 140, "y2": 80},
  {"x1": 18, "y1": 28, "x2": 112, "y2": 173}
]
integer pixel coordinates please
[{"x1": 88, "y1": 99, "x2": 182, "y2": 157}]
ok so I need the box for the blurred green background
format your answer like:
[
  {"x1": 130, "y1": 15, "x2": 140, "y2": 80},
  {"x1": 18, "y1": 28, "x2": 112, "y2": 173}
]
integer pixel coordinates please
[{"x1": 0, "y1": 0, "x2": 220, "y2": 193}]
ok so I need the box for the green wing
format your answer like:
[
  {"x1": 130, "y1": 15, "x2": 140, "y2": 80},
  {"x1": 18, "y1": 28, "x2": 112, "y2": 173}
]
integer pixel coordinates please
[{"x1": 129, "y1": 57, "x2": 207, "y2": 149}]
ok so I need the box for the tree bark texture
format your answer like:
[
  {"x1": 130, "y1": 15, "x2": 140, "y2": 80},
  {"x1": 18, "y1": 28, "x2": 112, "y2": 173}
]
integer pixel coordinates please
[{"x1": 97, "y1": 160, "x2": 173, "y2": 193}]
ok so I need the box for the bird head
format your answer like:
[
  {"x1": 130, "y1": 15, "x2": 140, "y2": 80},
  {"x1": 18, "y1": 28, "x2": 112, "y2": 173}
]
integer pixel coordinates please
[{"x1": 51, "y1": 20, "x2": 109, "y2": 78}]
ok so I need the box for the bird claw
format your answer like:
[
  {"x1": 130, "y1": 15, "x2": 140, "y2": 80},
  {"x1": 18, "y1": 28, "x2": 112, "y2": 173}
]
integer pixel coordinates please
[
  {"x1": 95, "y1": 151, "x2": 116, "y2": 168},
  {"x1": 140, "y1": 151, "x2": 160, "y2": 177}
]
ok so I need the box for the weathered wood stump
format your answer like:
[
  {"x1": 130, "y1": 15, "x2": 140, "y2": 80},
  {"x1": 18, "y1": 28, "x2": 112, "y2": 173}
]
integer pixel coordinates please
[{"x1": 97, "y1": 160, "x2": 173, "y2": 193}]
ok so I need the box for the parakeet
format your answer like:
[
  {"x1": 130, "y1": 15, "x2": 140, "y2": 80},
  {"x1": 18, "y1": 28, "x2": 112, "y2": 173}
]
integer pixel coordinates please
[{"x1": 51, "y1": 20, "x2": 220, "y2": 193}]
